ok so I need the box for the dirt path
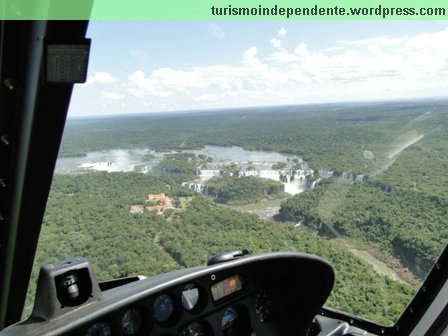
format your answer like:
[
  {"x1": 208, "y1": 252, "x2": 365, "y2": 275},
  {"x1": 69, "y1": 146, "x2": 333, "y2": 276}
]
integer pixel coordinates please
[{"x1": 153, "y1": 232, "x2": 165, "y2": 252}]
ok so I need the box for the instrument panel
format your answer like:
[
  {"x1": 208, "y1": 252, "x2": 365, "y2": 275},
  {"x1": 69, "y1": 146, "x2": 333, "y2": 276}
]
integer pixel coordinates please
[
  {"x1": 0, "y1": 252, "x2": 334, "y2": 336},
  {"x1": 78, "y1": 271, "x2": 263, "y2": 336}
]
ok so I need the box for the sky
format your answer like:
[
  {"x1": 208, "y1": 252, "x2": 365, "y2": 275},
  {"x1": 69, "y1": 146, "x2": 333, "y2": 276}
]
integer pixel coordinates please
[{"x1": 68, "y1": 21, "x2": 448, "y2": 117}]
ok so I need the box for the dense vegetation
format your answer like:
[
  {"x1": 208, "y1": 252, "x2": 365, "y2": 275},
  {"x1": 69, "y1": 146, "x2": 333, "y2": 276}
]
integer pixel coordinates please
[
  {"x1": 27, "y1": 172, "x2": 414, "y2": 325},
  {"x1": 60, "y1": 101, "x2": 447, "y2": 174},
  {"x1": 207, "y1": 176, "x2": 286, "y2": 204},
  {"x1": 279, "y1": 178, "x2": 448, "y2": 277},
  {"x1": 154, "y1": 152, "x2": 209, "y2": 181}
]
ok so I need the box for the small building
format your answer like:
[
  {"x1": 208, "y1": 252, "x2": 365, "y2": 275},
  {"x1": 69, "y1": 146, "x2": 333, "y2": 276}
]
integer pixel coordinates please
[
  {"x1": 145, "y1": 193, "x2": 173, "y2": 206},
  {"x1": 129, "y1": 205, "x2": 144, "y2": 214},
  {"x1": 130, "y1": 194, "x2": 174, "y2": 216},
  {"x1": 143, "y1": 193, "x2": 174, "y2": 216}
]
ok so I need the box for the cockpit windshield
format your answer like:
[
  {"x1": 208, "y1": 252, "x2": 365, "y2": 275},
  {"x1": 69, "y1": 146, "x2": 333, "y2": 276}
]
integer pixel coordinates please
[{"x1": 25, "y1": 21, "x2": 448, "y2": 326}]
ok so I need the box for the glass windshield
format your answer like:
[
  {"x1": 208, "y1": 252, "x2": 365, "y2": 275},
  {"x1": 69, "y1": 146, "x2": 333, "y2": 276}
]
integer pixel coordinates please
[{"x1": 25, "y1": 21, "x2": 448, "y2": 326}]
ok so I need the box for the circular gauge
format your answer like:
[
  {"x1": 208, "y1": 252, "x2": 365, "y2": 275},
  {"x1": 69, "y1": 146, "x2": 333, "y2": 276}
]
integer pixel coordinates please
[
  {"x1": 181, "y1": 283, "x2": 200, "y2": 311},
  {"x1": 178, "y1": 321, "x2": 211, "y2": 336},
  {"x1": 221, "y1": 307, "x2": 238, "y2": 334},
  {"x1": 153, "y1": 294, "x2": 174, "y2": 323},
  {"x1": 254, "y1": 289, "x2": 274, "y2": 323},
  {"x1": 221, "y1": 305, "x2": 253, "y2": 336},
  {"x1": 121, "y1": 307, "x2": 145, "y2": 335},
  {"x1": 85, "y1": 321, "x2": 112, "y2": 336}
]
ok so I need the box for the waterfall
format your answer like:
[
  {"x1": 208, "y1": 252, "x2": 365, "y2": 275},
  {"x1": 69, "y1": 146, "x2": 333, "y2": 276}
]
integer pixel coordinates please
[
  {"x1": 239, "y1": 170, "x2": 258, "y2": 177},
  {"x1": 198, "y1": 169, "x2": 221, "y2": 180},
  {"x1": 310, "y1": 179, "x2": 321, "y2": 189},
  {"x1": 318, "y1": 170, "x2": 334, "y2": 178},
  {"x1": 259, "y1": 170, "x2": 281, "y2": 181},
  {"x1": 182, "y1": 182, "x2": 207, "y2": 195},
  {"x1": 185, "y1": 165, "x2": 367, "y2": 199}
]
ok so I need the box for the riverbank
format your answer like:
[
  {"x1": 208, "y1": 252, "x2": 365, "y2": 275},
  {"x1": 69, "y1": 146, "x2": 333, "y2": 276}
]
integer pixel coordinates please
[
  {"x1": 224, "y1": 198, "x2": 420, "y2": 287},
  {"x1": 221, "y1": 197, "x2": 287, "y2": 220},
  {"x1": 330, "y1": 238, "x2": 420, "y2": 287}
]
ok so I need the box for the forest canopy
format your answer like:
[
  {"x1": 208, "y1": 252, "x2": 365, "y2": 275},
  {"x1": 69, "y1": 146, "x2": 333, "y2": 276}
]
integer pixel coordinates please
[
  {"x1": 29, "y1": 172, "x2": 415, "y2": 325},
  {"x1": 207, "y1": 176, "x2": 286, "y2": 204}
]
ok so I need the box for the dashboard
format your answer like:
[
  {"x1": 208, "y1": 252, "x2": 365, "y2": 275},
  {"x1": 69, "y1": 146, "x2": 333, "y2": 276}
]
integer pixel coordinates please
[{"x1": 0, "y1": 252, "x2": 335, "y2": 336}]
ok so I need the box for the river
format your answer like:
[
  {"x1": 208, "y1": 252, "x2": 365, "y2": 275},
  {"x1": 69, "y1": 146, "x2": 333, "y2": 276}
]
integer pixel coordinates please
[
  {"x1": 221, "y1": 198, "x2": 286, "y2": 220},
  {"x1": 55, "y1": 146, "x2": 309, "y2": 195},
  {"x1": 55, "y1": 146, "x2": 301, "y2": 174}
]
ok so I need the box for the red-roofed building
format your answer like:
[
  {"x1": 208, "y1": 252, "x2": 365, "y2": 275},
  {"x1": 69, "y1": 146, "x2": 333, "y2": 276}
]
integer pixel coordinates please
[{"x1": 128, "y1": 193, "x2": 174, "y2": 216}]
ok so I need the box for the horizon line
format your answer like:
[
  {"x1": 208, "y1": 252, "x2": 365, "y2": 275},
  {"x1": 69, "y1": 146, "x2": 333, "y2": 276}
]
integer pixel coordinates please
[{"x1": 67, "y1": 96, "x2": 448, "y2": 119}]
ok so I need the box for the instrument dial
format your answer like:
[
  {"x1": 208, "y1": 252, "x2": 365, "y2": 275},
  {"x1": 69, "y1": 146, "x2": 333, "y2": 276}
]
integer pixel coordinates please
[
  {"x1": 85, "y1": 321, "x2": 112, "y2": 336},
  {"x1": 179, "y1": 321, "x2": 210, "y2": 336},
  {"x1": 254, "y1": 289, "x2": 274, "y2": 323},
  {"x1": 181, "y1": 283, "x2": 200, "y2": 311},
  {"x1": 154, "y1": 294, "x2": 174, "y2": 323},
  {"x1": 121, "y1": 307, "x2": 144, "y2": 335},
  {"x1": 221, "y1": 307, "x2": 239, "y2": 334}
]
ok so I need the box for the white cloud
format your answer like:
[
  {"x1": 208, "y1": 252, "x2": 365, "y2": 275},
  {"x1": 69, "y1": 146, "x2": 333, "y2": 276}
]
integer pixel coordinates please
[
  {"x1": 86, "y1": 72, "x2": 117, "y2": 85},
  {"x1": 270, "y1": 38, "x2": 281, "y2": 48},
  {"x1": 278, "y1": 28, "x2": 287, "y2": 36},
  {"x1": 127, "y1": 87, "x2": 145, "y2": 98},
  {"x1": 128, "y1": 70, "x2": 172, "y2": 97},
  {"x1": 152, "y1": 67, "x2": 207, "y2": 90},
  {"x1": 193, "y1": 94, "x2": 219, "y2": 102},
  {"x1": 101, "y1": 91, "x2": 124, "y2": 100},
  {"x1": 367, "y1": 45, "x2": 381, "y2": 54},
  {"x1": 324, "y1": 46, "x2": 345, "y2": 52},
  {"x1": 74, "y1": 27, "x2": 448, "y2": 115},
  {"x1": 268, "y1": 50, "x2": 299, "y2": 64},
  {"x1": 401, "y1": 28, "x2": 448, "y2": 76},
  {"x1": 294, "y1": 43, "x2": 310, "y2": 57},
  {"x1": 243, "y1": 46, "x2": 257, "y2": 60},
  {"x1": 142, "y1": 28, "x2": 446, "y2": 108},
  {"x1": 337, "y1": 36, "x2": 401, "y2": 47}
]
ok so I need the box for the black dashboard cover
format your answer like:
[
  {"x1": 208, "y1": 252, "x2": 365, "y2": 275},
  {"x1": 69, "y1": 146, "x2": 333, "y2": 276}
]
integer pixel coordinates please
[{"x1": 0, "y1": 252, "x2": 334, "y2": 336}]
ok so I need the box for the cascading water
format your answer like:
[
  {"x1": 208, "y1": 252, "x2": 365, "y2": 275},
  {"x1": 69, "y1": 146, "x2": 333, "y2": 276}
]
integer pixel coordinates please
[{"x1": 198, "y1": 169, "x2": 221, "y2": 179}]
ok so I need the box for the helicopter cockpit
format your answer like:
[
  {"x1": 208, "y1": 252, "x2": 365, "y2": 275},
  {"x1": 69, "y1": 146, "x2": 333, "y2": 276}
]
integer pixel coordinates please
[{"x1": 0, "y1": 18, "x2": 447, "y2": 336}]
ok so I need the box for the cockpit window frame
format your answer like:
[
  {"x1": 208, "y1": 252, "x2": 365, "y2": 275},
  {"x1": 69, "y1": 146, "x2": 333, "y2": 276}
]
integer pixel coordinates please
[{"x1": 0, "y1": 20, "x2": 90, "y2": 330}]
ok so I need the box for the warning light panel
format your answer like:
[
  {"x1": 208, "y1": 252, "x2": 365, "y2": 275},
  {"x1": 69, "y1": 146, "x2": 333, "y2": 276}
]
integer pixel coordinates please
[{"x1": 211, "y1": 274, "x2": 243, "y2": 301}]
